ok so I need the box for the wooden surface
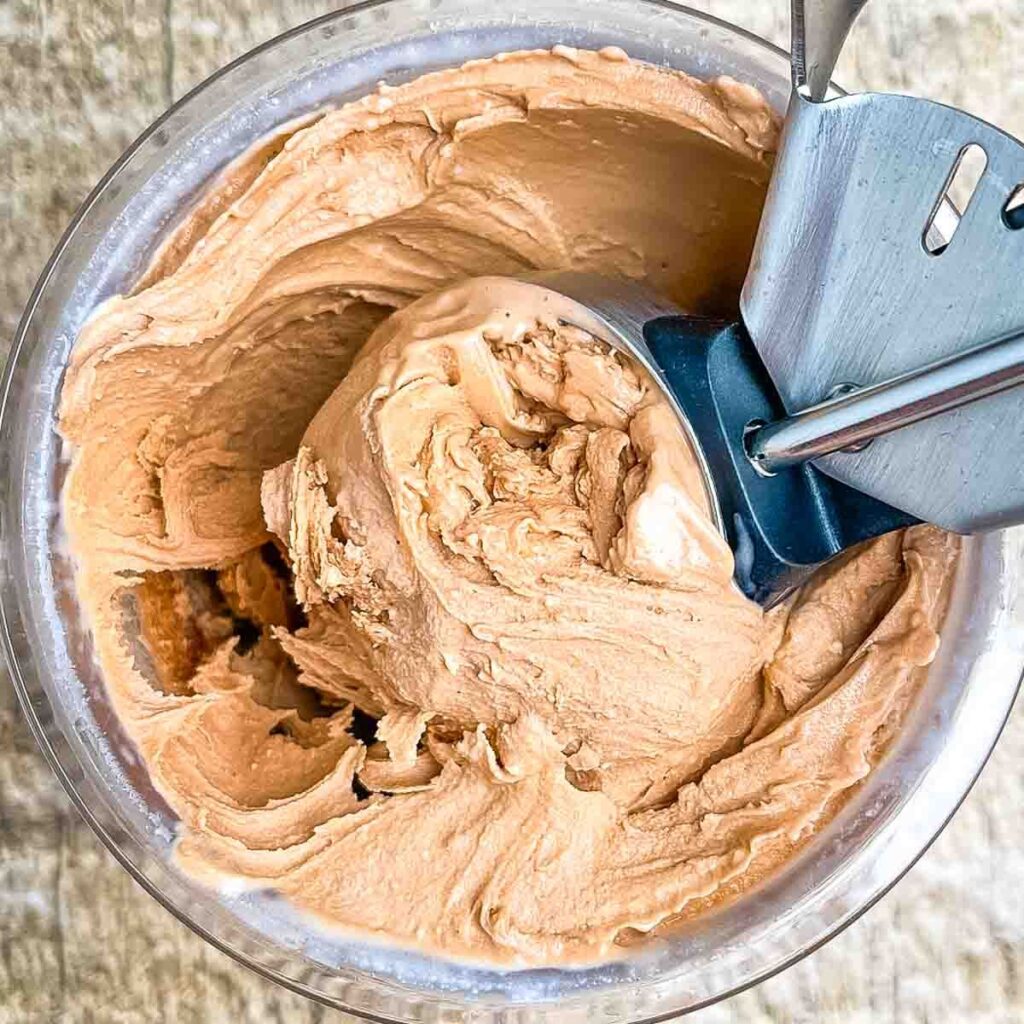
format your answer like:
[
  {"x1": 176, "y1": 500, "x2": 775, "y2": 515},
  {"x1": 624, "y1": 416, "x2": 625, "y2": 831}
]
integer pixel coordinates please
[{"x1": 2, "y1": 2, "x2": 1023, "y2": 1021}]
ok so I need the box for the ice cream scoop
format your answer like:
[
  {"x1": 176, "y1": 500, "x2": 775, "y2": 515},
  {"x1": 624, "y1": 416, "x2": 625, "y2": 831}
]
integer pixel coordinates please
[{"x1": 493, "y1": 0, "x2": 1024, "y2": 604}]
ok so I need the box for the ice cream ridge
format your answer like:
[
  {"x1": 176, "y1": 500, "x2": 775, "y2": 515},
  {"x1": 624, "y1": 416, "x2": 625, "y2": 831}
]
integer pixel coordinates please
[{"x1": 59, "y1": 47, "x2": 958, "y2": 964}]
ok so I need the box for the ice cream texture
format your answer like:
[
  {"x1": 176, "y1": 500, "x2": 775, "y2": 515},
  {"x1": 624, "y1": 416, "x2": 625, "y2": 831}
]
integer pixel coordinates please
[{"x1": 59, "y1": 47, "x2": 958, "y2": 964}]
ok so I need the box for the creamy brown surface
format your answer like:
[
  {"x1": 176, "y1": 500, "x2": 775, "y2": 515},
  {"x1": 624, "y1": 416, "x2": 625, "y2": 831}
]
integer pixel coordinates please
[{"x1": 59, "y1": 47, "x2": 958, "y2": 965}]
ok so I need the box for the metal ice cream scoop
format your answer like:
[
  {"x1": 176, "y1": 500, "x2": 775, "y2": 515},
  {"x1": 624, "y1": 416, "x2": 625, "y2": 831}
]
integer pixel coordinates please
[{"x1": 511, "y1": 0, "x2": 1024, "y2": 604}]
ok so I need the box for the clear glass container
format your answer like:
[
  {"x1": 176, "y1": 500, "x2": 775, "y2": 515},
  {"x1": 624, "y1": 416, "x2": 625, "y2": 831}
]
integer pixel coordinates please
[{"x1": 2, "y1": 1, "x2": 1022, "y2": 1019}]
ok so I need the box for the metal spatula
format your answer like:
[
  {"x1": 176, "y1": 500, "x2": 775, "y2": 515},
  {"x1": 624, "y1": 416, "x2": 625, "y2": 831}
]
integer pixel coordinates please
[{"x1": 514, "y1": 0, "x2": 1024, "y2": 604}]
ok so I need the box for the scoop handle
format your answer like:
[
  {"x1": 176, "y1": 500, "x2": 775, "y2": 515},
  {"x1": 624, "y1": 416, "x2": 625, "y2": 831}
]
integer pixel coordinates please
[
  {"x1": 746, "y1": 327, "x2": 1024, "y2": 475},
  {"x1": 791, "y1": 0, "x2": 869, "y2": 100}
]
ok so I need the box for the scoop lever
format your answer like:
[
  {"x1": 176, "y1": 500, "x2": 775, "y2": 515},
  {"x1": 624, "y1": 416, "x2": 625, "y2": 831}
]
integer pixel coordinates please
[{"x1": 746, "y1": 326, "x2": 1024, "y2": 476}]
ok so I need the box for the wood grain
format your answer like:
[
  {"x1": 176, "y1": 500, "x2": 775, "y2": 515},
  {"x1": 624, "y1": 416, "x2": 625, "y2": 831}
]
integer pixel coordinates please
[{"x1": 2, "y1": 2, "x2": 1022, "y2": 1021}]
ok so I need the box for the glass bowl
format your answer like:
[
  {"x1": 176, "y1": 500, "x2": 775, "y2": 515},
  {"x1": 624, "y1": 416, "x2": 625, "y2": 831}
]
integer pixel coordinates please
[{"x1": 2, "y1": 1, "x2": 1023, "y2": 1019}]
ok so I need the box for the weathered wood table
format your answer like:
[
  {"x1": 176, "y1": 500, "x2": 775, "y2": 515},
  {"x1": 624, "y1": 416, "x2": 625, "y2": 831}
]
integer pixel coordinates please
[{"x1": 2, "y1": 2, "x2": 1023, "y2": 1021}]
